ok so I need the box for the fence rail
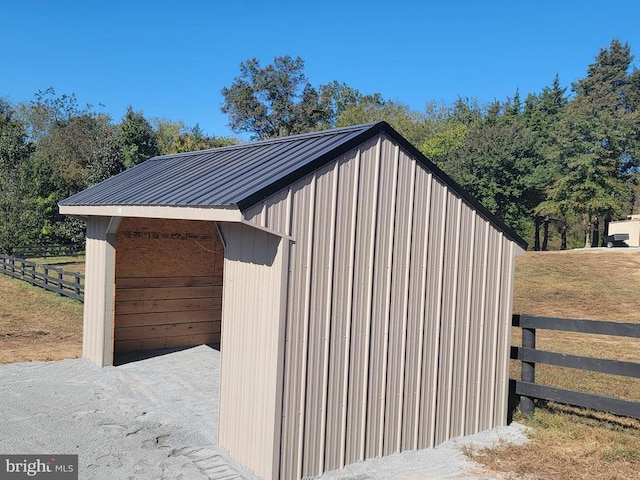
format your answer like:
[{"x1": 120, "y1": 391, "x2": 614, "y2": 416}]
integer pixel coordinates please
[
  {"x1": 0, "y1": 253, "x2": 84, "y2": 302},
  {"x1": 10, "y1": 244, "x2": 84, "y2": 259},
  {"x1": 511, "y1": 314, "x2": 640, "y2": 419}
]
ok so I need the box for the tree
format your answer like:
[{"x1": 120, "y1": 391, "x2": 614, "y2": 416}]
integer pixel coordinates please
[
  {"x1": 221, "y1": 56, "x2": 333, "y2": 139},
  {"x1": 0, "y1": 99, "x2": 37, "y2": 252},
  {"x1": 419, "y1": 100, "x2": 481, "y2": 169},
  {"x1": 336, "y1": 98, "x2": 431, "y2": 147},
  {"x1": 86, "y1": 123, "x2": 124, "y2": 185},
  {"x1": 119, "y1": 106, "x2": 159, "y2": 168},
  {"x1": 16, "y1": 87, "x2": 91, "y2": 143},
  {"x1": 543, "y1": 40, "x2": 639, "y2": 247},
  {"x1": 523, "y1": 76, "x2": 569, "y2": 250},
  {"x1": 154, "y1": 118, "x2": 237, "y2": 154},
  {"x1": 447, "y1": 102, "x2": 537, "y2": 239}
]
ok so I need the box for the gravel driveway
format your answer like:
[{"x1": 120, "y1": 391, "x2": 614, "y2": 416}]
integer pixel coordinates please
[{"x1": 0, "y1": 345, "x2": 529, "y2": 479}]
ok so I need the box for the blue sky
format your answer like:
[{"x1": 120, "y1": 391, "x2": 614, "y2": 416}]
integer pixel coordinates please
[{"x1": 3, "y1": 0, "x2": 640, "y2": 138}]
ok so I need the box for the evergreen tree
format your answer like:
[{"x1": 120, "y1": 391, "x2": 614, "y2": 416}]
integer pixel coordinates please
[
  {"x1": 543, "y1": 40, "x2": 638, "y2": 247},
  {"x1": 119, "y1": 106, "x2": 159, "y2": 168},
  {"x1": 524, "y1": 75, "x2": 569, "y2": 250}
]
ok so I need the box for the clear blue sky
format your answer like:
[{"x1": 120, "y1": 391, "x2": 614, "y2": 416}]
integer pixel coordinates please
[{"x1": 3, "y1": 0, "x2": 640, "y2": 138}]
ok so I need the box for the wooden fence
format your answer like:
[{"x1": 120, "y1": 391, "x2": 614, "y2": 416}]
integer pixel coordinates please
[
  {"x1": 511, "y1": 314, "x2": 640, "y2": 419},
  {"x1": 10, "y1": 244, "x2": 84, "y2": 258},
  {"x1": 0, "y1": 253, "x2": 84, "y2": 302}
]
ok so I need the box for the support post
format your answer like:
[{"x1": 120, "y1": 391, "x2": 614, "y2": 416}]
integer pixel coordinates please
[{"x1": 520, "y1": 326, "x2": 536, "y2": 416}]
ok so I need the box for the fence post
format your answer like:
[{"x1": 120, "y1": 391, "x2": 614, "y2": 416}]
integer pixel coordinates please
[
  {"x1": 521, "y1": 325, "x2": 536, "y2": 417},
  {"x1": 74, "y1": 275, "x2": 81, "y2": 298}
]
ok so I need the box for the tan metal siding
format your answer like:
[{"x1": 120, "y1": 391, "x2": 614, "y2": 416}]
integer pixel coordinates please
[
  {"x1": 494, "y1": 241, "x2": 516, "y2": 425},
  {"x1": 345, "y1": 137, "x2": 381, "y2": 467},
  {"x1": 83, "y1": 216, "x2": 118, "y2": 366},
  {"x1": 434, "y1": 194, "x2": 462, "y2": 445},
  {"x1": 303, "y1": 161, "x2": 338, "y2": 475},
  {"x1": 419, "y1": 178, "x2": 448, "y2": 449},
  {"x1": 465, "y1": 219, "x2": 490, "y2": 434},
  {"x1": 279, "y1": 174, "x2": 316, "y2": 480},
  {"x1": 217, "y1": 222, "x2": 287, "y2": 480},
  {"x1": 450, "y1": 210, "x2": 475, "y2": 438},
  {"x1": 242, "y1": 133, "x2": 520, "y2": 479},
  {"x1": 365, "y1": 139, "x2": 397, "y2": 459},
  {"x1": 383, "y1": 150, "x2": 415, "y2": 456},
  {"x1": 478, "y1": 227, "x2": 503, "y2": 431},
  {"x1": 401, "y1": 168, "x2": 432, "y2": 451},
  {"x1": 324, "y1": 151, "x2": 361, "y2": 472}
]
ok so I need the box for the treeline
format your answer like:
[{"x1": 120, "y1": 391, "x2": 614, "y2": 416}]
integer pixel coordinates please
[
  {"x1": 1, "y1": 40, "x2": 639, "y2": 252},
  {"x1": 0, "y1": 88, "x2": 236, "y2": 253},
  {"x1": 220, "y1": 40, "x2": 640, "y2": 250}
]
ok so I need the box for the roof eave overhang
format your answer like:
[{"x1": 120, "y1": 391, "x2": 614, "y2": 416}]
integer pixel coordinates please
[{"x1": 58, "y1": 204, "x2": 244, "y2": 223}]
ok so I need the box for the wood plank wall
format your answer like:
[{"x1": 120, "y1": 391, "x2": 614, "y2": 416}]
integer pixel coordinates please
[{"x1": 114, "y1": 217, "x2": 223, "y2": 352}]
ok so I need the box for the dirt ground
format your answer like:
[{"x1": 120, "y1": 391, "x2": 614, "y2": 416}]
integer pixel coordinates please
[{"x1": 0, "y1": 274, "x2": 83, "y2": 364}]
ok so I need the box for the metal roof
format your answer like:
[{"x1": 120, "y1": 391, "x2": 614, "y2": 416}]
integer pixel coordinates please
[
  {"x1": 60, "y1": 122, "x2": 382, "y2": 210},
  {"x1": 60, "y1": 121, "x2": 527, "y2": 249}
]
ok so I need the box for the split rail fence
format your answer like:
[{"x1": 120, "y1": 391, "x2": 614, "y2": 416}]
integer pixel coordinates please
[
  {"x1": 511, "y1": 314, "x2": 640, "y2": 419},
  {"x1": 0, "y1": 253, "x2": 84, "y2": 302}
]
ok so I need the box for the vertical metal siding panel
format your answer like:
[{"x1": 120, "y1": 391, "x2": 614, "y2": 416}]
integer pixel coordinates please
[
  {"x1": 266, "y1": 189, "x2": 291, "y2": 234},
  {"x1": 82, "y1": 218, "x2": 96, "y2": 361},
  {"x1": 478, "y1": 227, "x2": 502, "y2": 431},
  {"x1": 324, "y1": 151, "x2": 360, "y2": 472},
  {"x1": 218, "y1": 224, "x2": 285, "y2": 479},
  {"x1": 487, "y1": 232, "x2": 504, "y2": 428},
  {"x1": 317, "y1": 161, "x2": 339, "y2": 474},
  {"x1": 449, "y1": 207, "x2": 475, "y2": 438},
  {"x1": 366, "y1": 139, "x2": 398, "y2": 458},
  {"x1": 383, "y1": 149, "x2": 414, "y2": 456},
  {"x1": 243, "y1": 201, "x2": 266, "y2": 226},
  {"x1": 493, "y1": 240, "x2": 515, "y2": 427},
  {"x1": 280, "y1": 180, "x2": 313, "y2": 480},
  {"x1": 93, "y1": 219, "x2": 106, "y2": 363},
  {"x1": 295, "y1": 175, "x2": 316, "y2": 480},
  {"x1": 434, "y1": 195, "x2": 462, "y2": 445},
  {"x1": 418, "y1": 179, "x2": 447, "y2": 448},
  {"x1": 402, "y1": 170, "x2": 432, "y2": 450},
  {"x1": 83, "y1": 217, "x2": 113, "y2": 366},
  {"x1": 103, "y1": 218, "x2": 119, "y2": 367},
  {"x1": 345, "y1": 138, "x2": 381, "y2": 465},
  {"x1": 302, "y1": 162, "x2": 335, "y2": 478},
  {"x1": 467, "y1": 220, "x2": 490, "y2": 434},
  {"x1": 244, "y1": 190, "x2": 293, "y2": 235}
]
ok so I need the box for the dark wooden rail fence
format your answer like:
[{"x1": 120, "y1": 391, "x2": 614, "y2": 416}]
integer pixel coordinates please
[
  {"x1": 511, "y1": 314, "x2": 640, "y2": 419},
  {"x1": 0, "y1": 253, "x2": 84, "y2": 302},
  {"x1": 10, "y1": 244, "x2": 84, "y2": 259}
]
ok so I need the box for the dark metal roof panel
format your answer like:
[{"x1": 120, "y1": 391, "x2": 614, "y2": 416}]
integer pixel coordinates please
[
  {"x1": 60, "y1": 122, "x2": 379, "y2": 208},
  {"x1": 60, "y1": 121, "x2": 528, "y2": 249}
]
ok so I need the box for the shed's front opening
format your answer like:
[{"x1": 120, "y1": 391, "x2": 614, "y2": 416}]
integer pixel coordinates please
[{"x1": 112, "y1": 217, "x2": 224, "y2": 364}]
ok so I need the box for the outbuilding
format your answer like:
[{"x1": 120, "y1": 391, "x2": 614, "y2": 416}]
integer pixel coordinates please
[{"x1": 60, "y1": 121, "x2": 527, "y2": 480}]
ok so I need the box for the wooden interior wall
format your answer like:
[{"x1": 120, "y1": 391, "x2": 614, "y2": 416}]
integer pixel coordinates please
[{"x1": 114, "y1": 217, "x2": 223, "y2": 352}]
